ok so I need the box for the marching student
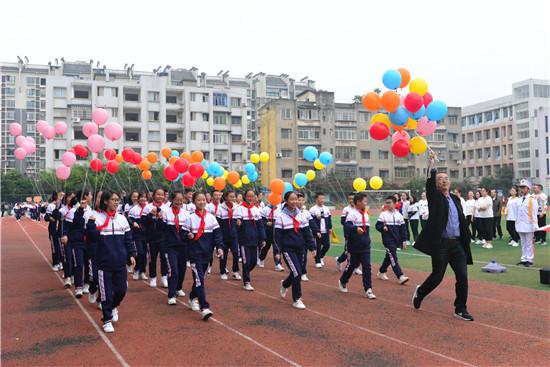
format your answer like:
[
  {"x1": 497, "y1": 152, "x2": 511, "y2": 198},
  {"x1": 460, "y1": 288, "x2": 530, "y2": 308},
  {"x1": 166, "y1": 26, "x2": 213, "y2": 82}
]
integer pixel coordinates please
[
  {"x1": 142, "y1": 188, "x2": 169, "y2": 288},
  {"x1": 259, "y1": 199, "x2": 284, "y2": 272},
  {"x1": 297, "y1": 193, "x2": 317, "y2": 281},
  {"x1": 400, "y1": 192, "x2": 411, "y2": 246},
  {"x1": 256, "y1": 192, "x2": 266, "y2": 209},
  {"x1": 124, "y1": 191, "x2": 139, "y2": 217},
  {"x1": 162, "y1": 191, "x2": 191, "y2": 305},
  {"x1": 309, "y1": 193, "x2": 332, "y2": 268},
  {"x1": 215, "y1": 190, "x2": 241, "y2": 280},
  {"x1": 187, "y1": 192, "x2": 224, "y2": 320},
  {"x1": 275, "y1": 191, "x2": 316, "y2": 309},
  {"x1": 475, "y1": 188, "x2": 494, "y2": 248},
  {"x1": 14, "y1": 202, "x2": 22, "y2": 221},
  {"x1": 59, "y1": 193, "x2": 75, "y2": 287},
  {"x1": 335, "y1": 192, "x2": 355, "y2": 272},
  {"x1": 206, "y1": 190, "x2": 223, "y2": 275},
  {"x1": 338, "y1": 192, "x2": 376, "y2": 299},
  {"x1": 375, "y1": 196, "x2": 409, "y2": 285},
  {"x1": 127, "y1": 192, "x2": 149, "y2": 280},
  {"x1": 514, "y1": 180, "x2": 539, "y2": 267},
  {"x1": 85, "y1": 191, "x2": 103, "y2": 306},
  {"x1": 234, "y1": 189, "x2": 266, "y2": 291},
  {"x1": 505, "y1": 186, "x2": 520, "y2": 247},
  {"x1": 236, "y1": 193, "x2": 244, "y2": 206},
  {"x1": 183, "y1": 188, "x2": 196, "y2": 213},
  {"x1": 87, "y1": 190, "x2": 136, "y2": 333},
  {"x1": 44, "y1": 191, "x2": 63, "y2": 271}
]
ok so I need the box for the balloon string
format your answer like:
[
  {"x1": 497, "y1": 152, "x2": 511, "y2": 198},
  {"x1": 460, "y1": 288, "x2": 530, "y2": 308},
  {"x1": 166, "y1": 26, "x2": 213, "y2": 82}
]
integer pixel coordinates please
[
  {"x1": 97, "y1": 171, "x2": 108, "y2": 197},
  {"x1": 141, "y1": 177, "x2": 150, "y2": 193},
  {"x1": 80, "y1": 166, "x2": 90, "y2": 201}
]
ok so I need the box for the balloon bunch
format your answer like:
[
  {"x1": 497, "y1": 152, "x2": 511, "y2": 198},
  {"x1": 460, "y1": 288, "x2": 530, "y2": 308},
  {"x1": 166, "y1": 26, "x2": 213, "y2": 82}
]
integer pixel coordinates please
[
  {"x1": 10, "y1": 122, "x2": 37, "y2": 160},
  {"x1": 362, "y1": 68, "x2": 448, "y2": 158},
  {"x1": 352, "y1": 176, "x2": 384, "y2": 191},
  {"x1": 160, "y1": 148, "x2": 206, "y2": 187},
  {"x1": 297, "y1": 146, "x2": 333, "y2": 188},
  {"x1": 36, "y1": 119, "x2": 67, "y2": 141}
]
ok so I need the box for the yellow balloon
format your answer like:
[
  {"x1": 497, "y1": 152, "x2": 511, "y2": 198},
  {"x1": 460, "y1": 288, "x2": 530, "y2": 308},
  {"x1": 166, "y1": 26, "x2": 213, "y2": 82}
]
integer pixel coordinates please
[
  {"x1": 353, "y1": 178, "x2": 367, "y2": 192},
  {"x1": 409, "y1": 136, "x2": 428, "y2": 155},
  {"x1": 201, "y1": 171, "x2": 209, "y2": 179},
  {"x1": 369, "y1": 176, "x2": 383, "y2": 190},
  {"x1": 250, "y1": 153, "x2": 260, "y2": 164},
  {"x1": 314, "y1": 159, "x2": 325, "y2": 170},
  {"x1": 371, "y1": 113, "x2": 391, "y2": 127},
  {"x1": 409, "y1": 78, "x2": 428, "y2": 96},
  {"x1": 305, "y1": 170, "x2": 316, "y2": 182},
  {"x1": 406, "y1": 118, "x2": 418, "y2": 130},
  {"x1": 242, "y1": 175, "x2": 250, "y2": 184},
  {"x1": 222, "y1": 170, "x2": 228, "y2": 179},
  {"x1": 293, "y1": 180, "x2": 303, "y2": 189},
  {"x1": 234, "y1": 179, "x2": 242, "y2": 188},
  {"x1": 259, "y1": 152, "x2": 269, "y2": 163},
  {"x1": 206, "y1": 177, "x2": 214, "y2": 186}
]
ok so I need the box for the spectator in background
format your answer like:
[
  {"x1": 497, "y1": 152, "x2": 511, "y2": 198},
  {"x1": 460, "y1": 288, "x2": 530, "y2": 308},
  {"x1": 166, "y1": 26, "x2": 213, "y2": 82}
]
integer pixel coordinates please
[
  {"x1": 453, "y1": 189, "x2": 467, "y2": 213},
  {"x1": 408, "y1": 194, "x2": 420, "y2": 243},
  {"x1": 533, "y1": 184, "x2": 547, "y2": 246},
  {"x1": 473, "y1": 191, "x2": 481, "y2": 243},
  {"x1": 491, "y1": 189, "x2": 503, "y2": 240},
  {"x1": 514, "y1": 180, "x2": 539, "y2": 266},
  {"x1": 418, "y1": 192, "x2": 429, "y2": 230},
  {"x1": 400, "y1": 192, "x2": 411, "y2": 246},
  {"x1": 475, "y1": 188, "x2": 494, "y2": 249},
  {"x1": 505, "y1": 186, "x2": 520, "y2": 247},
  {"x1": 463, "y1": 191, "x2": 476, "y2": 242},
  {"x1": 1, "y1": 202, "x2": 7, "y2": 217}
]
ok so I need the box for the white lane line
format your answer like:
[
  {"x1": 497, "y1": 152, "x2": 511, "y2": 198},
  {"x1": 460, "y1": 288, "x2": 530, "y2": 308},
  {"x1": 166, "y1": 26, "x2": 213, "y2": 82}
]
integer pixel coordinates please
[{"x1": 17, "y1": 220, "x2": 130, "y2": 367}]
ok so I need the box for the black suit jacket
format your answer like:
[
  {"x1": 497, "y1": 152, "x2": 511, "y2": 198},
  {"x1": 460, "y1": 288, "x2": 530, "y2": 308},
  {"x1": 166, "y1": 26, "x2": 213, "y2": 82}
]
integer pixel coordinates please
[{"x1": 414, "y1": 169, "x2": 473, "y2": 264}]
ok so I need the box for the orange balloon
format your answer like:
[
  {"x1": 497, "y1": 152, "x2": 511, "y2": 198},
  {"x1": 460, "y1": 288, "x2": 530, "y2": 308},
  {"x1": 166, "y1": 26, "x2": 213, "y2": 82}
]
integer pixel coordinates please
[
  {"x1": 138, "y1": 160, "x2": 151, "y2": 171},
  {"x1": 147, "y1": 152, "x2": 158, "y2": 164},
  {"x1": 115, "y1": 154, "x2": 123, "y2": 164},
  {"x1": 180, "y1": 152, "x2": 192, "y2": 162},
  {"x1": 169, "y1": 156, "x2": 178, "y2": 165},
  {"x1": 361, "y1": 92, "x2": 381, "y2": 111},
  {"x1": 213, "y1": 177, "x2": 226, "y2": 191},
  {"x1": 270, "y1": 178, "x2": 285, "y2": 195},
  {"x1": 381, "y1": 91, "x2": 400, "y2": 113},
  {"x1": 268, "y1": 193, "x2": 282, "y2": 206},
  {"x1": 142, "y1": 170, "x2": 152, "y2": 180},
  {"x1": 191, "y1": 150, "x2": 204, "y2": 163},
  {"x1": 391, "y1": 123, "x2": 406, "y2": 132},
  {"x1": 161, "y1": 147, "x2": 172, "y2": 159},
  {"x1": 398, "y1": 68, "x2": 411, "y2": 88},
  {"x1": 226, "y1": 171, "x2": 240, "y2": 185}
]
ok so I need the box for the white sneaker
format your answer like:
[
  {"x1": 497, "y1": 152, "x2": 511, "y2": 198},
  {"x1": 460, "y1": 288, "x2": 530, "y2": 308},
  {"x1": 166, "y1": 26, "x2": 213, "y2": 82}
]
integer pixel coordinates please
[
  {"x1": 75, "y1": 288, "x2": 83, "y2": 298},
  {"x1": 149, "y1": 277, "x2": 157, "y2": 288},
  {"x1": 354, "y1": 268, "x2": 363, "y2": 275},
  {"x1": 335, "y1": 257, "x2": 343, "y2": 272},
  {"x1": 52, "y1": 264, "x2": 59, "y2": 272},
  {"x1": 186, "y1": 261, "x2": 191, "y2": 268},
  {"x1": 97, "y1": 302, "x2": 102, "y2": 310},
  {"x1": 243, "y1": 283, "x2": 255, "y2": 291},
  {"x1": 301, "y1": 274, "x2": 309, "y2": 281},
  {"x1": 365, "y1": 288, "x2": 377, "y2": 299},
  {"x1": 314, "y1": 263, "x2": 323, "y2": 269},
  {"x1": 189, "y1": 298, "x2": 200, "y2": 311},
  {"x1": 201, "y1": 308, "x2": 213, "y2": 320},
  {"x1": 280, "y1": 280, "x2": 288, "y2": 298},
  {"x1": 207, "y1": 266, "x2": 212, "y2": 275},
  {"x1": 338, "y1": 280, "x2": 348, "y2": 293},
  {"x1": 64, "y1": 277, "x2": 72, "y2": 288},
  {"x1": 132, "y1": 272, "x2": 140, "y2": 280},
  {"x1": 161, "y1": 276, "x2": 168, "y2": 288},
  {"x1": 483, "y1": 243, "x2": 493, "y2": 249},
  {"x1": 399, "y1": 275, "x2": 409, "y2": 285},
  {"x1": 58, "y1": 263, "x2": 63, "y2": 271},
  {"x1": 103, "y1": 322, "x2": 114, "y2": 333},
  {"x1": 140, "y1": 273, "x2": 148, "y2": 280},
  {"x1": 481, "y1": 240, "x2": 486, "y2": 245},
  {"x1": 540, "y1": 242, "x2": 547, "y2": 246},
  {"x1": 83, "y1": 284, "x2": 90, "y2": 294},
  {"x1": 507, "y1": 240, "x2": 513, "y2": 245},
  {"x1": 275, "y1": 264, "x2": 285, "y2": 272},
  {"x1": 176, "y1": 290, "x2": 185, "y2": 297},
  {"x1": 88, "y1": 292, "x2": 97, "y2": 304},
  {"x1": 127, "y1": 265, "x2": 133, "y2": 273},
  {"x1": 112, "y1": 308, "x2": 119, "y2": 323},
  {"x1": 377, "y1": 272, "x2": 389, "y2": 281},
  {"x1": 220, "y1": 273, "x2": 229, "y2": 280},
  {"x1": 258, "y1": 260, "x2": 265, "y2": 268},
  {"x1": 320, "y1": 259, "x2": 325, "y2": 266},
  {"x1": 292, "y1": 299, "x2": 306, "y2": 310},
  {"x1": 168, "y1": 297, "x2": 177, "y2": 305},
  {"x1": 511, "y1": 241, "x2": 519, "y2": 247},
  {"x1": 475, "y1": 240, "x2": 482, "y2": 245},
  {"x1": 232, "y1": 272, "x2": 242, "y2": 280},
  {"x1": 239, "y1": 258, "x2": 242, "y2": 263}
]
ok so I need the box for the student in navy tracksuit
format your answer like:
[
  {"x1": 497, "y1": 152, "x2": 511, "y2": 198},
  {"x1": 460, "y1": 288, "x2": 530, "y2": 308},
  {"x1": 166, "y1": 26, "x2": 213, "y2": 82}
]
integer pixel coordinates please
[
  {"x1": 339, "y1": 192, "x2": 377, "y2": 299},
  {"x1": 45, "y1": 192, "x2": 63, "y2": 271},
  {"x1": 259, "y1": 202, "x2": 284, "y2": 272},
  {"x1": 84, "y1": 192, "x2": 103, "y2": 307},
  {"x1": 162, "y1": 191, "x2": 190, "y2": 305},
  {"x1": 309, "y1": 193, "x2": 332, "y2": 268},
  {"x1": 297, "y1": 193, "x2": 317, "y2": 281},
  {"x1": 375, "y1": 196, "x2": 409, "y2": 285},
  {"x1": 206, "y1": 190, "x2": 223, "y2": 274},
  {"x1": 235, "y1": 189, "x2": 266, "y2": 291},
  {"x1": 87, "y1": 190, "x2": 136, "y2": 333},
  {"x1": 335, "y1": 192, "x2": 356, "y2": 271},
  {"x1": 275, "y1": 191, "x2": 316, "y2": 309},
  {"x1": 59, "y1": 193, "x2": 76, "y2": 287},
  {"x1": 127, "y1": 192, "x2": 149, "y2": 281},
  {"x1": 142, "y1": 188, "x2": 169, "y2": 288},
  {"x1": 214, "y1": 191, "x2": 241, "y2": 280},
  {"x1": 187, "y1": 192, "x2": 224, "y2": 320}
]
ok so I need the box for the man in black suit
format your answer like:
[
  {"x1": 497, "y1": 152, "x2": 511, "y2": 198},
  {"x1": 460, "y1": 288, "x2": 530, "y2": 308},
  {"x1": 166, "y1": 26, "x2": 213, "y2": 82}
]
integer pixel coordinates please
[{"x1": 413, "y1": 152, "x2": 474, "y2": 321}]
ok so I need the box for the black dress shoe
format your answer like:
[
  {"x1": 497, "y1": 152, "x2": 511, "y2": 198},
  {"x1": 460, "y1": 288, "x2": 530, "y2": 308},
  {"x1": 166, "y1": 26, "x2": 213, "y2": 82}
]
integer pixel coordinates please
[
  {"x1": 525, "y1": 262, "x2": 533, "y2": 267},
  {"x1": 454, "y1": 310, "x2": 474, "y2": 321},
  {"x1": 516, "y1": 261, "x2": 526, "y2": 266},
  {"x1": 412, "y1": 285, "x2": 422, "y2": 309}
]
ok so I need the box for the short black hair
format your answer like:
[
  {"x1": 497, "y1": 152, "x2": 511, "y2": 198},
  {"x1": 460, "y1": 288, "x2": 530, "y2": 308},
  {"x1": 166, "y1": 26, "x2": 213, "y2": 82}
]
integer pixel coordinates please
[
  {"x1": 184, "y1": 188, "x2": 193, "y2": 194},
  {"x1": 50, "y1": 191, "x2": 58, "y2": 202},
  {"x1": 385, "y1": 195, "x2": 397, "y2": 203},
  {"x1": 297, "y1": 193, "x2": 305, "y2": 198},
  {"x1": 348, "y1": 192, "x2": 355, "y2": 197},
  {"x1": 153, "y1": 188, "x2": 165, "y2": 196},
  {"x1": 315, "y1": 192, "x2": 324, "y2": 198},
  {"x1": 353, "y1": 192, "x2": 367, "y2": 205},
  {"x1": 222, "y1": 190, "x2": 235, "y2": 201}
]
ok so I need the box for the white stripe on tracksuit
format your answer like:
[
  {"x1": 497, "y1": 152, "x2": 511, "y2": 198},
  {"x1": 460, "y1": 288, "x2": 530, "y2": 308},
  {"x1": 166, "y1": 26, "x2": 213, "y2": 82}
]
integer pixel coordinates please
[
  {"x1": 98, "y1": 270, "x2": 106, "y2": 302},
  {"x1": 283, "y1": 252, "x2": 298, "y2": 277}
]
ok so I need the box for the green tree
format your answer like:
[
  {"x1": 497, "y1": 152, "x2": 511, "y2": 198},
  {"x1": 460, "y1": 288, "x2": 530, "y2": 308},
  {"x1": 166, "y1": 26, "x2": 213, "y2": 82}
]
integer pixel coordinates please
[
  {"x1": 352, "y1": 95, "x2": 362, "y2": 103},
  {"x1": 1, "y1": 171, "x2": 35, "y2": 203}
]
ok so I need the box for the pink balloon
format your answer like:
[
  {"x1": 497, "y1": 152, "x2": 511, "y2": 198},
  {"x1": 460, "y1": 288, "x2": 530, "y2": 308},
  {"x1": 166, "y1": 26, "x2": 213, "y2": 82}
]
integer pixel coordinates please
[
  {"x1": 92, "y1": 108, "x2": 109, "y2": 125},
  {"x1": 43, "y1": 125, "x2": 55, "y2": 140},
  {"x1": 22, "y1": 140, "x2": 34, "y2": 153},
  {"x1": 104, "y1": 122, "x2": 123, "y2": 141},
  {"x1": 26, "y1": 143, "x2": 36, "y2": 154},
  {"x1": 26, "y1": 136, "x2": 35, "y2": 144},
  {"x1": 416, "y1": 117, "x2": 437, "y2": 136},
  {"x1": 36, "y1": 120, "x2": 48, "y2": 133},
  {"x1": 83, "y1": 122, "x2": 99, "y2": 137},
  {"x1": 9, "y1": 122, "x2": 22, "y2": 137},
  {"x1": 54, "y1": 121, "x2": 67, "y2": 135},
  {"x1": 61, "y1": 151, "x2": 77, "y2": 167},
  {"x1": 15, "y1": 135, "x2": 27, "y2": 146},
  {"x1": 87, "y1": 134, "x2": 105, "y2": 153},
  {"x1": 14, "y1": 147, "x2": 27, "y2": 160},
  {"x1": 392, "y1": 131, "x2": 410, "y2": 144},
  {"x1": 56, "y1": 165, "x2": 71, "y2": 180}
]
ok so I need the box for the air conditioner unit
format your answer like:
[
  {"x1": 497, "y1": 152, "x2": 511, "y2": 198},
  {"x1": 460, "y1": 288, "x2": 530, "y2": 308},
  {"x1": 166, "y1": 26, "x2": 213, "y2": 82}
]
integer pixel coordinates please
[
  {"x1": 72, "y1": 117, "x2": 80, "y2": 123},
  {"x1": 275, "y1": 153, "x2": 282, "y2": 158}
]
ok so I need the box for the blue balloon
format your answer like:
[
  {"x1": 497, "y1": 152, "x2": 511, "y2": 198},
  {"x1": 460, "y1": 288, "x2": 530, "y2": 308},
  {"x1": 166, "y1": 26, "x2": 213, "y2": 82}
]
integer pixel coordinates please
[
  {"x1": 283, "y1": 182, "x2": 293, "y2": 194},
  {"x1": 426, "y1": 100, "x2": 448, "y2": 121},
  {"x1": 171, "y1": 150, "x2": 179, "y2": 157},
  {"x1": 249, "y1": 171, "x2": 259, "y2": 182},
  {"x1": 389, "y1": 106, "x2": 408, "y2": 126},
  {"x1": 410, "y1": 105, "x2": 425, "y2": 120},
  {"x1": 174, "y1": 173, "x2": 183, "y2": 182},
  {"x1": 303, "y1": 146, "x2": 319, "y2": 162},
  {"x1": 319, "y1": 151, "x2": 333, "y2": 165},
  {"x1": 382, "y1": 69, "x2": 402, "y2": 90},
  {"x1": 207, "y1": 161, "x2": 220, "y2": 176},
  {"x1": 214, "y1": 166, "x2": 224, "y2": 177},
  {"x1": 201, "y1": 159, "x2": 208, "y2": 168},
  {"x1": 294, "y1": 173, "x2": 307, "y2": 187},
  {"x1": 244, "y1": 163, "x2": 256, "y2": 175}
]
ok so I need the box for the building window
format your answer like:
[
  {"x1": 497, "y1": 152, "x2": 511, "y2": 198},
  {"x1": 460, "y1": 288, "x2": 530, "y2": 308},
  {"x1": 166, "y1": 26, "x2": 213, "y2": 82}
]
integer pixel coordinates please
[
  {"x1": 232, "y1": 134, "x2": 242, "y2": 143},
  {"x1": 395, "y1": 167, "x2": 414, "y2": 178},
  {"x1": 335, "y1": 128, "x2": 356, "y2": 141},
  {"x1": 360, "y1": 150, "x2": 371, "y2": 159},
  {"x1": 1, "y1": 75, "x2": 15, "y2": 84},
  {"x1": 148, "y1": 111, "x2": 159, "y2": 122},
  {"x1": 166, "y1": 95, "x2": 177, "y2": 104},
  {"x1": 335, "y1": 147, "x2": 356, "y2": 160},
  {"x1": 202, "y1": 132, "x2": 209, "y2": 143},
  {"x1": 148, "y1": 91, "x2": 160, "y2": 102},
  {"x1": 26, "y1": 112, "x2": 36, "y2": 121},
  {"x1": 484, "y1": 111, "x2": 492, "y2": 122},
  {"x1": 517, "y1": 130, "x2": 530, "y2": 139},
  {"x1": 166, "y1": 113, "x2": 177, "y2": 123},
  {"x1": 281, "y1": 150, "x2": 292, "y2": 158},
  {"x1": 230, "y1": 97, "x2": 241, "y2": 107},
  {"x1": 213, "y1": 133, "x2": 228, "y2": 145},
  {"x1": 26, "y1": 77, "x2": 39, "y2": 85},
  {"x1": 513, "y1": 85, "x2": 529, "y2": 99},
  {"x1": 518, "y1": 150, "x2": 530, "y2": 159},
  {"x1": 26, "y1": 88, "x2": 37, "y2": 98},
  {"x1": 476, "y1": 149, "x2": 482, "y2": 159},
  {"x1": 335, "y1": 111, "x2": 356, "y2": 121},
  {"x1": 1, "y1": 87, "x2": 15, "y2": 96},
  {"x1": 493, "y1": 128, "x2": 500, "y2": 139},
  {"x1": 281, "y1": 169, "x2": 293, "y2": 178},
  {"x1": 281, "y1": 128, "x2": 292, "y2": 139},
  {"x1": 298, "y1": 109, "x2": 319, "y2": 120},
  {"x1": 71, "y1": 106, "x2": 92, "y2": 120},
  {"x1": 281, "y1": 109, "x2": 292, "y2": 120},
  {"x1": 74, "y1": 89, "x2": 90, "y2": 99},
  {"x1": 516, "y1": 110, "x2": 529, "y2": 120},
  {"x1": 149, "y1": 131, "x2": 160, "y2": 141},
  {"x1": 494, "y1": 146, "x2": 501, "y2": 160},
  {"x1": 2, "y1": 111, "x2": 15, "y2": 120},
  {"x1": 26, "y1": 100, "x2": 37, "y2": 109},
  {"x1": 214, "y1": 150, "x2": 228, "y2": 163},
  {"x1": 447, "y1": 115, "x2": 458, "y2": 125},
  {"x1": 125, "y1": 132, "x2": 140, "y2": 142},
  {"x1": 379, "y1": 150, "x2": 389, "y2": 160},
  {"x1": 4, "y1": 99, "x2": 15, "y2": 108},
  {"x1": 166, "y1": 132, "x2": 178, "y2": 143},
  {"x1": 298, "y1": 127, "x2": 320, "y2": 140},
  {"x1": 213, "y1": 93, "x2": 227, "y2": 106},
  {"x1": 124, "y1": 92, "x2": 139, "y2": 102},
  {"x1": 125, "y1": 112, "x2": 139, "y2": 122},
  {"x1": 74, "y1": 128, "x2": 87, "y2": 140},
  {"x1": 359, "y1": 130, "x2": 369, "y2": 140},
  {"x1": 358, "y1": 167, "x2": 373, "y2": 177},
  {"x1": 484, "y1": 130, "x2": 490, "y2": 140},
  {"x1": 231, "y1": 116, "x2": 242, "y2": 125},
  {"x1": 231, "y1": 153, "x2": 242, "y2": 162},
  {"x1": 379, "y1": 169, "x2": 389, "y2": 179},
  {"x1": 53, "y1": 87, "x2": 66, "y2": 98},
  {"x1": 214, "y1": 113, "x2": 228, "y2": 125},
  {"x1": 97, "y1": 87, "x2": 118, "y2": 97}
]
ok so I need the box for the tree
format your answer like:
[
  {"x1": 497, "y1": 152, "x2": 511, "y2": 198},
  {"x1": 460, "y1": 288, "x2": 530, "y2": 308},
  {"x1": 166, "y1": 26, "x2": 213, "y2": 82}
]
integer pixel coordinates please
[
  {"x1": 1, "y1": 171, "x2": 35, "y2": 203},
  {"x1": 352, "y1": 95, "x2": 362, "y2": 104},
  {"x1": 373, "y1": 88, "x2": 382, "y2": 95}
]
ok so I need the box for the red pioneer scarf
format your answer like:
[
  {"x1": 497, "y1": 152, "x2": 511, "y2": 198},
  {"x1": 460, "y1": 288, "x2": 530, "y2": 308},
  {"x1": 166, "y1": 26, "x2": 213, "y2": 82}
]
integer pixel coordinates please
[
  {"x1": 172, "y1": 207, "x2": 181, "y2": 233},
  {"x1": 194, "y1": 209, "x2": 206, "y2": 240},
  {"x1": 96, "y1": 211, "x2": 116, "y2": 231}
]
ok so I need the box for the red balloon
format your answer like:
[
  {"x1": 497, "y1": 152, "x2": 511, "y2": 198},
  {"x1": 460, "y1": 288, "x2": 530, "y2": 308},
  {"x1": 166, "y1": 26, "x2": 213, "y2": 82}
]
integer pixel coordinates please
[
  {"x1": 164, "y1": 165, "x2": 179, "y2": 181},
  {"x1": 404, "y1": 93, "x2": 423, "y2": 113},
  {"x1": 90, "y1": 158, "x2": 103, "y2": 172},
  {"x1": 392, "y1": 139, "x2": 410, "y2": 158},
  {"x1": 73, "y1": 144, "x2": 88, "y2": 158},
  {"x1": 182, "y1": 173, "x2": 196, "y2": 187},
  {"x1": 131, "y1": 152, "x2": 142, "y2": 165},
  {"x1": 104, "y1": 149, "x2": 117, "y2": 160},
  {"x1": 122, "y1": 148, "x2": 134, "y2": 162},
  {"x1": 369, "y1": 122, "x2": 390, "y2": 140},
  {"x1": 106, "y1": 160, "x2": 119, "y2": 174},
  {"x1": 423, "y1": 92, "x2": 433, "y2": 108},
  {"x1": 188, "y1": 163, "x2": 205, "y2": 178},
  {"x1": 174, "y1": 158, "x2": 189, "y2": 173}
]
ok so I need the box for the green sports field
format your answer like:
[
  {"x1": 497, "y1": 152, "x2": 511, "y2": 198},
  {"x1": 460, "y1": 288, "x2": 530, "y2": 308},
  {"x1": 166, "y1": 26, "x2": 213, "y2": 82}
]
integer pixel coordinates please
[{"x1": 328, "y1": 216, "x2": 550, "y2": 291}]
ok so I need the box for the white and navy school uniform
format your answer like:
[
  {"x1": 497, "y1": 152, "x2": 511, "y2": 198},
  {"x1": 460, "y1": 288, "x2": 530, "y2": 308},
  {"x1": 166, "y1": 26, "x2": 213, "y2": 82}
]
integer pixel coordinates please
[
  {"x1": 418, "y1": 199, "x2": 429, "y2": 229},
  {"x1": 45, "y1": 202, "x2": 63, "y2": 266},
  {"x1": 337, "y1": 205, "x2": 354, "y2": 263},
  {"x1": 514, "y1": 195, "x2": 539, "y2": 263},
  {"x1": 234, "y1": 203, "x2": 266, "y2": 284},
  {"x1": 128, "y1": 204, "x2": 148, "y2": 275},
  {"x1": 274, "y1": 207, "x2": 315, "y2": 302},
  {"x1": 161, "y1": 206, "x2": 191, "y2": 299},
  {"x1": 187, "y1": 210, "x2": 223, "y2": 310},
  {"x1": 259, "y1": 205, "x2": 282, "y2": 265},
  {"x1": 308, "y1": 205, "x2": 332, "y2": 264},
  {"x1": 87, "y1": 211, "x2": 136, "y2": 325},
  {"x1": 66, "y1": 205, "x2": 93, "y2": 291},
  {"x1": 340, "y1": 208, "x2": 373, "y2": 291},
  {"x1": 505, "y1": 197, "x2": 520, "y2": 243},
  {"x1": 13, "y1": 203, "x2": 22, "y2": 220},
  {"x1": 183, "y1": 202, "x2": 196, "y2": 213},
  {"x1": 59, "y1": 205, "x2": 76, "y2": 280},
  {"x1": 408, "y1": 203, "x2": 420, "y2": 241},
  {"x1": 535, "y1": 192, "x2": 547, "y2": 243},
  {"x1": 214, "y1": 202, "x2": 240, "y2": 274},
  {"x1": 142, "y1": 202, "x2": 169, "y2": 279},
  {"x1": 375, "y1": 210, "x2": 407, "y2": 278},
  {"x1": 299, "y1": 206, "x2": 317, "y2": 274}
]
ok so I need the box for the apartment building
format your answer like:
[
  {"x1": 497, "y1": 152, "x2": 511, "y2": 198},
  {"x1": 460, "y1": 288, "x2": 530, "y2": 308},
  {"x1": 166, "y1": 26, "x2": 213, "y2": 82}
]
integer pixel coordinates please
[{"x1": 537, "y1": 108, "x2": 549, "y2": 191}]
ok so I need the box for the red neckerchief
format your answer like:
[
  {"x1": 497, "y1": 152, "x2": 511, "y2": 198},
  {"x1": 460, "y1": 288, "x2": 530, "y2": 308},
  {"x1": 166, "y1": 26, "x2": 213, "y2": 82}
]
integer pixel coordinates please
[
  {"x1": 194, "y1": 209, "x2": 206, "y2": 240},
  {"x1": 288, "y1": 209, "x2": 300, "y2": 233},
  {"x1": 255, "y1": 203, "x2": 261, "y2": 208},
  {"x1": 152, "y1": 201, "x2": 162, "y2": 217},
  {"x1": 172, "y1": 207, "x2": 181, "y2": 233},
  {"x1": 226, "y1": 202, "x2": 233, "y2": 226},
  {"x1": 242, "y1": 202, "x2": 255, "y2": 220},
  {"x1": 360, "y1": 209, "x2": 367, "y2": 232},
  {"x1": 97, "y1": 211, "x2": 116, "y2": 231},
  {"x1": 213, "y1": 201, "x2": 219, "y2": 215},
  {"x1": 269, "y1": 206, "x2": 276, "y2": 221},
  {"x1": 139, "y1": 203, "x2": 146, "y2": 217}
]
